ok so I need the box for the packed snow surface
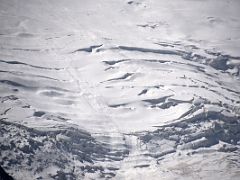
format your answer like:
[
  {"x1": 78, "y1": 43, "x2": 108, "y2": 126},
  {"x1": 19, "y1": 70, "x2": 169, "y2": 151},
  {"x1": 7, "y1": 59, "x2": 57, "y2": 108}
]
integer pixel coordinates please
[{"x1": 0, "y1": 0, "x2": 240, "y2": 179}]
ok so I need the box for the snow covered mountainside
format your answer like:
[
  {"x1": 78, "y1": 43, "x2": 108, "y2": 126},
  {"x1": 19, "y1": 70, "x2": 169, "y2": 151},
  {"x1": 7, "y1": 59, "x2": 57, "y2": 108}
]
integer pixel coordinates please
[{"x1": 0, "y1": 0, "x2": 240, "y2": 179}]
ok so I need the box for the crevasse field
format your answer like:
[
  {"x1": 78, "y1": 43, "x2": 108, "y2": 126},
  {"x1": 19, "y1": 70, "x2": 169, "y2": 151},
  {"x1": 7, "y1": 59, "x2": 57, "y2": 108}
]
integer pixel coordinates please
[{"x1": 0, "y1": 0, "x2": 240, "y2": 179}]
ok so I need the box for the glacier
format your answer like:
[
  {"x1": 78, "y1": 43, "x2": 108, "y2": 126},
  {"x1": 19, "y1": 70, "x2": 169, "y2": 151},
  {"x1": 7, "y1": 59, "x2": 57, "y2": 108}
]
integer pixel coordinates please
[{"x1": 0, "y1": 0, "x2": 240, "y2": 179}]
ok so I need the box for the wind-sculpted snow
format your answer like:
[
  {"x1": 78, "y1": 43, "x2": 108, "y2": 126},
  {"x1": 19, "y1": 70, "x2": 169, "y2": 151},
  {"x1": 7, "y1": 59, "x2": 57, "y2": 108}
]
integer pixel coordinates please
[{"x1": 1, "y1": 0, "x2": 240, "y2": 179}]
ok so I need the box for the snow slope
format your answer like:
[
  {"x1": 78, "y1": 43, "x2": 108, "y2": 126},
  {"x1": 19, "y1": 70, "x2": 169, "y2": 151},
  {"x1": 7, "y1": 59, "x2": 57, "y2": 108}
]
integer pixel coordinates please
[{"x1": 0, "y1": 0, "x2": 240, "y2": 179}]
